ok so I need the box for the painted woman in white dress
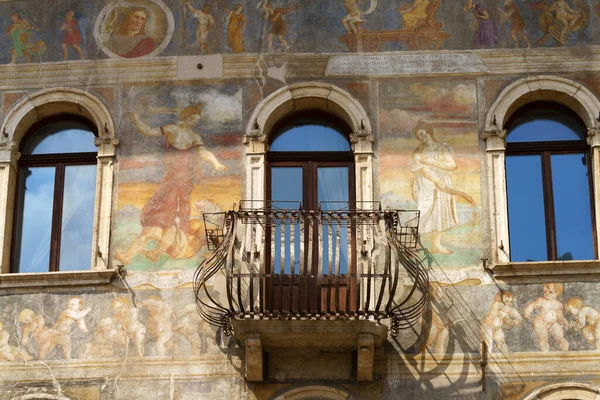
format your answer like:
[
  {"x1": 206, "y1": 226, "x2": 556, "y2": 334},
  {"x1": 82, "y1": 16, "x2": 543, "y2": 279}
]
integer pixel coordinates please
[{"x1": 411, "y1": 121, "x2": 475, "y2": 254}]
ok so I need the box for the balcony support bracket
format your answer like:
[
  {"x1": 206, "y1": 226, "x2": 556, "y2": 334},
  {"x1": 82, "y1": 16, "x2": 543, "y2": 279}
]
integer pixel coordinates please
[
  {"x1": 245, "y1": 333, "x2": 263, "y2": 382},
  {"x1": 357, "y1": 333, "x2": 375, "y2": 382}
]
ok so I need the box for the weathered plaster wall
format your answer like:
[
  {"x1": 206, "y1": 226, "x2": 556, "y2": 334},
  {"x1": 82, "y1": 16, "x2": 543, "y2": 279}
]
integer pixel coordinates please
[{"x1": 1, "y1": 1, "x2": 600, "y2": 399}]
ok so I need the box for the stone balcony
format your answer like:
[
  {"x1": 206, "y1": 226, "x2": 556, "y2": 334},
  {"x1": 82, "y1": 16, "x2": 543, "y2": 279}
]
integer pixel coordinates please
[{"x1": 194, "y1": 203, "x2": 428, "y2": 382}]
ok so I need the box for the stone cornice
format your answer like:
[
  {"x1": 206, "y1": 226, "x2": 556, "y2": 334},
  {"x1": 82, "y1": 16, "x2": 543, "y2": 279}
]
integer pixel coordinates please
[
  {"x1": 490, "y1": 260, "x2": 600, "y2": 283},
  {"x1": 2, "y1": 46, "x2": 600, "y2": 89}
]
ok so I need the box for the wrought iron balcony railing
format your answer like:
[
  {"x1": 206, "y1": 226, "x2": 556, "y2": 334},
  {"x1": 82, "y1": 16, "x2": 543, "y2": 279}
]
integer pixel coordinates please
[{"x1": 195, "y1": 202, "x2": 428, "y2": 337}]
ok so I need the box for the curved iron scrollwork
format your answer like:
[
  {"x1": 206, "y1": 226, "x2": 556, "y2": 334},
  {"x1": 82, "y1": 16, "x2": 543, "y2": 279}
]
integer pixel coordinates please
[{"x1": 194, "y1": 204, "x2": 428, "y2": 338}]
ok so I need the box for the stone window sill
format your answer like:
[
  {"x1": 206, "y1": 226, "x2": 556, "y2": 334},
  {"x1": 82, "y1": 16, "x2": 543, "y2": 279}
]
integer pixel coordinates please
[
  {"x1": 0, "y1": 269, "x2": 118, "y2": 289},
  {"x1": 491, "y1": 260, "x2": 600, "y2": 282}
]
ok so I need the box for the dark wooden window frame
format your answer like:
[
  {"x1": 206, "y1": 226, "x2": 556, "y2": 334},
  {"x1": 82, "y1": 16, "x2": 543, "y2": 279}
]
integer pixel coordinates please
[
  {"x1": 11, "y1": 115, "x2": 98, "y2": 273},
  {"x1": 505, "y1": 104, "x2": 597, "y2": 261},
  {"x1": 266, "y1": 152, "x2": 356, "y2": 275}
]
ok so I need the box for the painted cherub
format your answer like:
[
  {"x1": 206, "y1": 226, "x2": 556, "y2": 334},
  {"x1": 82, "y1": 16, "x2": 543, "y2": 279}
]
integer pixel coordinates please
[
  {"x1": 172, "y1": 303, "x2": 205, "y2": 356},
  {"x1": 140, "y1": 295, "x2": 173, "y2": 357},
  {"x1": 480, "y1": 291, "x2": 522, "y2": 353},
  {"x1": 111, "y1": 297, "x2": 146, "y2": 357},
  {"x1": 341, "y1": 0, "x2": 364, "y2": 34},
  {"x1": 0, "y1": 321, "x2": 30, "y2": 362},
  {"x1": 548, "y1": 0, "x2": 580, "y2": 42},
  {"x1": 18, "y1": 309, "x2": 71, "y2": 360},
  {"x1": 565, "y1": 297, "x2": 600, "y2": 349},
  {"x1": 54, "y1": 296, "x2": 92, "y2": 335},
  {"x1": 82, "y1": 317, "x2": 125, "y2": 358},
  {"x1": 524, "y1": 283, "x2": 569, "y2": 352}
]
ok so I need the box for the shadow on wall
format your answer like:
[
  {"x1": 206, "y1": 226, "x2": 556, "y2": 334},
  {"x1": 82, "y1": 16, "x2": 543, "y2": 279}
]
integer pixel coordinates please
[{"x1": 382, "y1": 243, "x2": 528, "y2": 399}]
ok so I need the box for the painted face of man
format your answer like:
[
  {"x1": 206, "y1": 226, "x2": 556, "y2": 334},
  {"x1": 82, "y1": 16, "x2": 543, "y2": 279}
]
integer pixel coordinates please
[{"x1": 128, "y1": 10, "x2": 147, "y2": 33}]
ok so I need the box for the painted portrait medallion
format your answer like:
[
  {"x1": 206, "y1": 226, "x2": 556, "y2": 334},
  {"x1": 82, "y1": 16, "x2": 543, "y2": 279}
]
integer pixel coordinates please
[{"x1": 94, "y1": 0, "x2": 174, "y2": 59}]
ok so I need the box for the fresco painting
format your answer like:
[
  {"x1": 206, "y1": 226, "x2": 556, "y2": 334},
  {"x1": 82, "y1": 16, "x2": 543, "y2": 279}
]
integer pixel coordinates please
[
  {"x1": 60, "y1": 10, "x2": 85, "y2": 60},
  {"x1": 339, "y1": 0, "x2": 449, "y2": 52},
  {"x1": 225, "y1": 4, "x2": 246, "y2": 53},
  {"x1": 535, "y1": 0, "x2": 590, "y2": 46},
  {"x1": 113, "y1": 84, "x2": 242, "y2": 271},
  {"x1": 185, "y1": 2, "x2": 215, "y2": 54},
  {"x1": 4, "y1": 283, "x2": 600, "y2": 363},
  {"x1": 379, "y1": 80, "x2": 482, "y2": 268},
  {"x1": 96, "y1": 0, "x2": 173, "y2": 59},
  {"x1": 7, "y1": 12, "x2": 46, "y2": 64},
  {"x1": 480, "y1": 291, "x2": 522, "y2": 353},
  {"x1": 0, "y1": 0, "x2": 596, "y2": 63},
  {"x1": 565, "y1": 297, "x2": 600, "y2": 349},
  {"x1": 0, "y1": 291, "x2": 219, "y2": 363}
]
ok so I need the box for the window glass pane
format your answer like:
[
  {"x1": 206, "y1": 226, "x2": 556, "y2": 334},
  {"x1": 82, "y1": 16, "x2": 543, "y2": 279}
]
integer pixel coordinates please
[
  {"x1": 271, "y1": 167, "x2": 303, "y2": 207},
  {"x1": 14, "y1": 166, "x2": 55, "y2": 273},
  {"x1": 318, "y1": 167, "x2": 349, "y2": 274},
  {"x1": 507, "y1": 103, "x2": 585, "y2": 143},
  {"x1": 551, "y1": 153, "x2": 594, "y2": 260},
  {"x1": 506, "y1": 155, "x2": 548, "y2": 262},
  {"x1": 59, "y1": 165, "x2": 97, "y2": 271},
  {"x1": 270, "y1": 124, "x2": 350, "y2": 152},
  {"x1": 23, "y1": 121, "x2": 96, "y2": 154},
  {"x1": 271, "y1": 167, "x2": 302, "y2": 274}
]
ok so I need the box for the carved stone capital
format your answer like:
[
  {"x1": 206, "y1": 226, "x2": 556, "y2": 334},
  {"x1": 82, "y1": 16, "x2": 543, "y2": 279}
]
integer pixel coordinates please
[
  {"x1": 0, "y1": 141, "x2": 20, "y2": 164},
  {"x1": 481, "y1": 129, "x2": 507, "y2": 141},
  {"x1": 482, "y1": 129, "x2": 507, "y2": 152},
  {"x1": 587, "y1": 128, "x2": 600, "y2": 147},
  {"x1": 350, "y1": 129, "x2": 373, "y2": 144},
  {"x1": 244, "y1": 129, "x2": 269, "y2": 153},
  {"x1": 350, "y1": 130, "x2": 374, "y2": 153},
  {"x1": 94, "y1": 136, "x2": 120, "y2": 147}
]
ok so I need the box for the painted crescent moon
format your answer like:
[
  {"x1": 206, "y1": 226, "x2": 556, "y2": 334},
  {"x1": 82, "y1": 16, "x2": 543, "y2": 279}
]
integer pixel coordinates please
[{"x1": 364, "y1": 0, "x2": 378, "y2": 15}]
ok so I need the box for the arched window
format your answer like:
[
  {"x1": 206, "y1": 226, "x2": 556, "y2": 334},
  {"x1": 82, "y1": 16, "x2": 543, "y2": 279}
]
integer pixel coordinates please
[
  {"x1": 505, "y1": 102, "x2": 595, "y2": 262},
  {"x1": 268, "y1": 111, "x2": 354, "y2": 212},
  {"x1": 12, "y1": 116, "x2": 98, "y2": 272}
]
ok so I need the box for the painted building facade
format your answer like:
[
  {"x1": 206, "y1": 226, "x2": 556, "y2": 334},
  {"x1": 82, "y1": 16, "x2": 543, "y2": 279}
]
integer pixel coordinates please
[{"x1": 1, "y1": 0, "x2": 600, "y2": 399}]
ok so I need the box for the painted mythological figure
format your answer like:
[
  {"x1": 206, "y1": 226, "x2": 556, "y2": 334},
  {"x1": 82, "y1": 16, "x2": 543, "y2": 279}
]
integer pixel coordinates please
[
  {"x1": 105, "y1": 7, "x2": 156, "y2": 58},
  {"x1": 524, "y1": 283, "x2": 569, "y2": 352},
  {"x1": 0, "y1": 321, "x2": 30, "y2": 362},
  {"x1": 536, "y1": 0, "x2": 587, "y2": 46},
  {"x1": 411, "y1": 121, "x2": 475, "y2": 255},
  {"x1": 259, "y1": 0, "x2": 297, "y2": 52},
  {"x1": 140, "y1": 296, "x2": 173, "y2": 356},
  {"x1": 464, "y1": 0, "x2": 499, "y2": 48},
  {"x1": 54, "y1": 296, "x2": 92, "y2": 335},
  {"x1": 82, "y1": 317, "x2": 125, "y2": 358},
  {"x1": 566, "y1": 297, "x2": 600, "y2": 349},
  {"x1": 341, "y1": 0, "x2": 378, "y2": 35},
  {"x1": 115, "y1": 105, "x2": 227, "y2": 265},
  {"x1": 111, "y1": 297, "x2": 146, "y2": 357},
  {"x1": 481, "y1": 291, "x2": 522, "y2": 353},
  {"x1": 60, "y1": 10, "x2": 85, "y2": 60},
  {"x1": 173, "y1": 303, "x2": 206, "y2": 355},
  {"x1": 7, "y1": 13, "x2": 46, "y2": 64},
  {"x1": 398, "y1": 0, "x2": 431, "y2": 29},
  {"x1": 498, "y1": 0, "x2": 531, "y2": 48},
  {"x1": 18, "y1": 309, "x2": 71, "y2": 360},
  {"x1": 186, "y1": 2, "x2": 215, "y2": 54},
  {"x1": 224, "y1": 4, "x2": 246, "y2": 53}
]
